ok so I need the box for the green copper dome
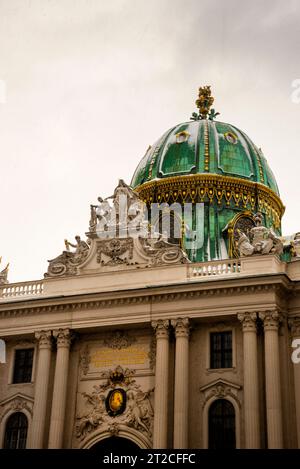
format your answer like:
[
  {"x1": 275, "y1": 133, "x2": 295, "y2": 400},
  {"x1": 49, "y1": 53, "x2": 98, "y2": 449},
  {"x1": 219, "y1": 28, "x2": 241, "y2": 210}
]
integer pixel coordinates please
[
  {"x1": 131, "y1": 119, "x2": 279, "y2": 195},
  {"x1": 130, "y1": 87, "x2": 284, "y2": 263}
]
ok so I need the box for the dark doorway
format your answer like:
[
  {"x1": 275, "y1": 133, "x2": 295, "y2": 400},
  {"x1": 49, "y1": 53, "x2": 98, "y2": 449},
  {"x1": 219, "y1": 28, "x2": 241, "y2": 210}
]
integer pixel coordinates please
[
  {"x1": 90, "y1": 436, "x2": 141, "y2": 451},
  {"x1": 208, "y1": 399, "x2": 236, "y2": 449}
]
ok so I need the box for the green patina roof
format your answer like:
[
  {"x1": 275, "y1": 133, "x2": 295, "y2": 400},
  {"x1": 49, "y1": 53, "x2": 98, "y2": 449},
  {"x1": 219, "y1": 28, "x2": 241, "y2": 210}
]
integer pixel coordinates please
[{"x1": 131, "y1": 120, "x2": 279, "y2": 196}]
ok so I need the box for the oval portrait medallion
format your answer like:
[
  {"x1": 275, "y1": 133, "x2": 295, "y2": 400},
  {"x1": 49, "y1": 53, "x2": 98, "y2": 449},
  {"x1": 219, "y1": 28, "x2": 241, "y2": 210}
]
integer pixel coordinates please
[{"x1": 106, "y1": 388, "x2": 126, "y2": 416}]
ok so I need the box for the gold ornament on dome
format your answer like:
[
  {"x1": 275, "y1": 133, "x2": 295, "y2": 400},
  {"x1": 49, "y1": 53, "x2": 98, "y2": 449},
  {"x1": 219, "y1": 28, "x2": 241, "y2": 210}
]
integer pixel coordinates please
[
  {"x1": 224, "y1": 131, "x2": 238, "y2": 145},
  {"x1": 196, "y1": 85, "x2": 214, "y2": 119},
  {"x1": 176, "y1": 130, "x2": 190, "y2": 144},
  {"x1": 191, "y1": 85, "x2": 220, "y2": 121}
]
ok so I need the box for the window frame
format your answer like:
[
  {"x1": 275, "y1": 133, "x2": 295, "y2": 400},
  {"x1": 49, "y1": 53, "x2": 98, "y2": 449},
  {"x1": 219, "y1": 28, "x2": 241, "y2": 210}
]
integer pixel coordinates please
[
  {"x1": 206, "y1": 326, "x2": 236, "y2": 372},
  {"x1": 8, "y1": 343, "x2": 36, "y2": 385}
]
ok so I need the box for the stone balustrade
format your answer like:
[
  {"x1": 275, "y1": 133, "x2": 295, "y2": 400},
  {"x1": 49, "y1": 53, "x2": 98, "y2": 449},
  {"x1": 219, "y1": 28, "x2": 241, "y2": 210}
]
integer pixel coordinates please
[
  {"x1": 0, "y1": 254, "x2": 294, "y2": 301},
  {"x1": 0, "y1": 280, "x2": 44, "y2": 299},
  {"x1": 190, "y1": 259, "x2": 241, "y2": 277}
]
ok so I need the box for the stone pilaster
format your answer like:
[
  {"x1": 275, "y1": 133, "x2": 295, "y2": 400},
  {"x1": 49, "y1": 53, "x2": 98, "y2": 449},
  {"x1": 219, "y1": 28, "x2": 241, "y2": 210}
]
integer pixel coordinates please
[
  {"x1": 29, "y1": 331, "x2": 52, "y2": 448},
  {"x1": 238, "y1": 312, "x2": 260, "y2": 448},
  {"x1": 48, "y1": 328, "x2": 72, "y2": 449},
  {"x1": 171, "y1": 318, "x2": 190, "y2": 449},
  {"x1": 152, "y1": 319, "x2": 170, "y2": 449},
  {"x1": 289, "y1": 317, "x2": 300, "y2": 448},
  {"x1": 259, "y1": 310, "x2": 283, "y2": 448}
]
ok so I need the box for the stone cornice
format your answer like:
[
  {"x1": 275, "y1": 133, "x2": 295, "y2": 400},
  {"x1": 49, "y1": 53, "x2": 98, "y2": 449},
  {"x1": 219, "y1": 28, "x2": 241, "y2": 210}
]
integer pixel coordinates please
[{"x1": 0, "y1": 277, "x2": 291, "y2": 320}]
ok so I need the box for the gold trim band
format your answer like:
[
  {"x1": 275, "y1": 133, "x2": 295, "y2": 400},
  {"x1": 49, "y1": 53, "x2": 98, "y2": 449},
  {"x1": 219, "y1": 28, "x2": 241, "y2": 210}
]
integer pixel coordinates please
[{"x1": 135, "y1": 173, "x2": 285, "y2": 230}]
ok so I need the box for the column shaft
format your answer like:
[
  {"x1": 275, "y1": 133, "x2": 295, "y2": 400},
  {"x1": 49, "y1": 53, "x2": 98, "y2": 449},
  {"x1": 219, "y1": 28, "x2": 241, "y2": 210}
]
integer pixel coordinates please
[
  {"x1": 294, "y1": 359, "x2": 300, "y2": 448},
  {"x1": 238, "y1": 313, "x2": 260, "y2": 448},
  {"x1": 289, "y1": 317, "x2": 300, "y2": 448},
  {"x1": 30, "y1": 331, "x2": 52, "y2": 448},
  {"x1": 152, "y1": 320, "x2": 170, "y2": 449},
  {"x1": 48, "y1": 329, "x2": 72, "y2": 449},
  {"x1": 259, "y1": 311, "x2": 283, "y2": 448},
  {"x1": 172, "y1": 318, "x2": 189, "y2": 449}
]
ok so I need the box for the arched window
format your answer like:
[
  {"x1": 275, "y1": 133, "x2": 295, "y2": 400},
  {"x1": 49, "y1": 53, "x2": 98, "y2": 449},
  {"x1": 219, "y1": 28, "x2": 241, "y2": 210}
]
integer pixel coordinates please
[
  {"x1": 208, "y1": 399, "x2": 236, "y2": 449},
  {"x1": 4, "y1": 412, "x2": 28, "y2": 449}
]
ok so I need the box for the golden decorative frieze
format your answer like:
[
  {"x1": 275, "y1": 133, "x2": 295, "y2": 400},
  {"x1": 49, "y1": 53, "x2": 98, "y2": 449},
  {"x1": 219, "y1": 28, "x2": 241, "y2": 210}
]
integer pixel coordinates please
[{"x1": 135, "y1": 173, "x2": 285, "y2": 229}]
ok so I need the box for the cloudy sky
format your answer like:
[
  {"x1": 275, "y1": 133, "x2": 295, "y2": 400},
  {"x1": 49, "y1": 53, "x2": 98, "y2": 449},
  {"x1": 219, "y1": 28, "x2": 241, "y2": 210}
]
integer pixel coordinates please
[{"x1": 0, "y1": 0, "x2": 299, "y2": 282}]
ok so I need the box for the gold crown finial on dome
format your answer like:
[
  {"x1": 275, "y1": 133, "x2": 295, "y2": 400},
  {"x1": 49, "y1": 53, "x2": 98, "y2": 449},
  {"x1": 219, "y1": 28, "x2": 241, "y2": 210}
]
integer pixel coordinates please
[
  {"x1": 196, "y1": 85, "x2": 214, "y2": 118},
  {"x1": 191, "y1": 85, "x2": 220, "y2": 121}
]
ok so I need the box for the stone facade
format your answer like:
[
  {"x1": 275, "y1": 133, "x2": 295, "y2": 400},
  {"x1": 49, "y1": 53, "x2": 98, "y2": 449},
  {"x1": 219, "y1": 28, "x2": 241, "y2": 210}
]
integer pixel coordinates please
[{"x1": 1, "y1": 253, "x2": 300, "y2": 449}]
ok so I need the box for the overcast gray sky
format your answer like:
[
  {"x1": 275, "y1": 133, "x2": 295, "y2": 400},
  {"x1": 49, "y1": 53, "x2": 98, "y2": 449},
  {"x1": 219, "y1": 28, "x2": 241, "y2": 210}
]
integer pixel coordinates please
[{"x1": 0, "y1": 0, "x2": 300, "y2": 282}]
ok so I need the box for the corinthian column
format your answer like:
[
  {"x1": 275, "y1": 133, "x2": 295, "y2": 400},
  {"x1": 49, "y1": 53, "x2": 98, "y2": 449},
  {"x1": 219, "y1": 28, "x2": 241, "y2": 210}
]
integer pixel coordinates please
[
  {"x1": 152, "y1": 320, "x2": 170, "y2": 449},
  {"x1": 29, "y1": 331, "x2": 52, "y2": 448},
  {"x1": 48, "y1": 328, "x2": 72, "y2": 449},
  {"x1": 238, "y1": 312, "x2": 260, "y2": 448},
  {"x1": 289, "y1": 317, "x2": 300, "y2": 448},
  {"x1": 171, "y1": 318, "x2": 190, "y2": 449},
  {"x1": 259, "y1": 310, "x2": 283, "y2": 448}
]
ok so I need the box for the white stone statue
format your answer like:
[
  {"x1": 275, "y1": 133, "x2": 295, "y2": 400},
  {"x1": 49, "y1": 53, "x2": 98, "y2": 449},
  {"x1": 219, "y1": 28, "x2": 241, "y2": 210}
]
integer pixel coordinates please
[
  {"x1": 0, "y1": 259, "x2": 9, "y2": 285},
  {"x1": 237, "y1": 230, "x2": 254, "y2": 256},
  {"x1": 237, "y1": 212, "x2": 283, "y2": 257},
  {"x1": 45, "y1": 180, "x2": 189, "y2": 276},
  {"x1": 64, "y1": 236, "x2": 89, "y2": 260},
  {"x1": 291, "y1": 232, "x2": 300, "y2": 258},
  {"x1": 46, "y1": 235, "x2": 90, "y2": 277}
]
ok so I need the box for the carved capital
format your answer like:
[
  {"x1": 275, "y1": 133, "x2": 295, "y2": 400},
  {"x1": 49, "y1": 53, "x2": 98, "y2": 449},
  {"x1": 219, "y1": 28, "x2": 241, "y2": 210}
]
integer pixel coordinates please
[
  {"x1": 259, "y1": 310, "x2": 282, "y2": 331},
  {"x1": 171, "y1": 317, "x2": 190, "y2": 338},
  {"x1": 53, "y1": 328, "x2": 73, "y2": 348},
  {"x1": 237, "y1": 312, "x2": 257, "y2": 332},
  {"x1": 152, "y1": 319, "x2": 170, "y2": 339},
  {"x1": 35, "y1": 330, "x2": 52, "y2": 349},
  {"x1": 288, "y1": 317, "x2": 300, "y2": 338}
]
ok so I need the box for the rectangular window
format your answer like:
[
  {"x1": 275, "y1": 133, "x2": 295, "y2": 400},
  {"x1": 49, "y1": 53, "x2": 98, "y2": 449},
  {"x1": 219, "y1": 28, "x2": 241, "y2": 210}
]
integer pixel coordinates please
[
  {"x1": 12, "y1": 348, "x2": 34, "y2": 384},
  {"x1": 210, "y1": 331, "x2": 232, "y2": 369}
]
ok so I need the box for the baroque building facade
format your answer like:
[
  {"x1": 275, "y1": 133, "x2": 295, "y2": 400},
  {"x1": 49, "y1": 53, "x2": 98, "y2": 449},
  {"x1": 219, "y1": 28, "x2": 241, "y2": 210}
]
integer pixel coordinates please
[{"x1": 0, "y1": 87, "x2": 300, "y2": 450}]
